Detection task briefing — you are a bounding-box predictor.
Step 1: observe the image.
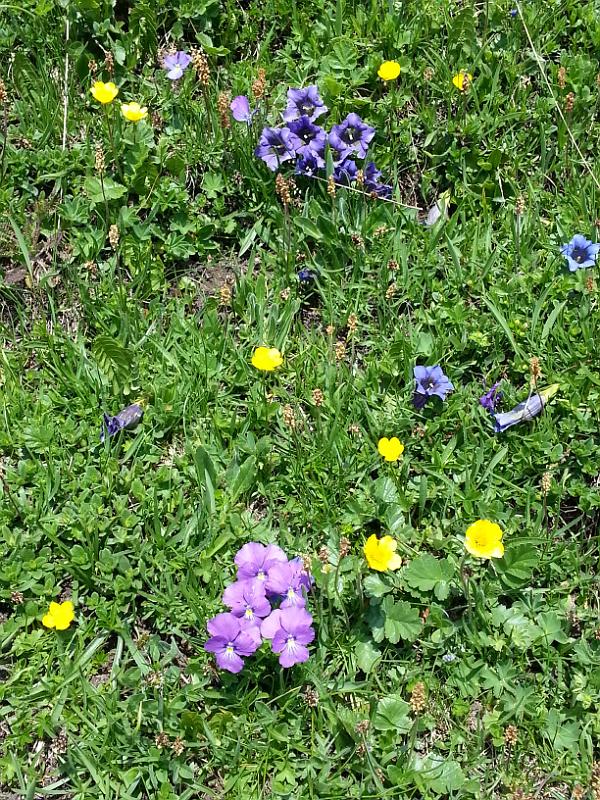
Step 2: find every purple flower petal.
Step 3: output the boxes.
[283,85,328,123]
[215,649,245,673]
[230,95,254,123]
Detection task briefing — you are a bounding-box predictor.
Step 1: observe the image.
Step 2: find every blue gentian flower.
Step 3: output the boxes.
[295,153,321,177]
[255,127,297,171]
[493,384,558,432]
[101,403,144,442]
[230,95,257,124]
[560,234,600,272]
[298,267,315,282]
[413,365,454,409]
[333,158,359,186]
[287,116,326,163]
[329,113,375,159]
[363,161,392,199]
[283,86,328,123]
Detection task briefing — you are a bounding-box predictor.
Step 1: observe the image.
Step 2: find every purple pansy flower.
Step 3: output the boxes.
[333,158,359,185]
[230,95,256,124]
[255,126,297,171]
[222,579,272,621]
[283,85,328,123]
[480,381,502,412]
[288,116,326,162]
[413,365,454,409]
[261,606,315,667]
[163,51,192,81]
[560,234,600,272]
[204,612,261,673]
[235,542,288,584]
[266,560,309,608]
[363,162,392,199]
[329,113,375,159]
[100,403,144,442]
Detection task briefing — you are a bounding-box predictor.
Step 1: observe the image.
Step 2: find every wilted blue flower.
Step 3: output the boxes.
[255,126,297,171]
[442,652,456,663]
[493,384,559,433]
[230,95,257,124]
[363,161,392,199]
[333,158,359,185]
[329,113,375,159]
[413,365,454,409]
[480,381,502,412]
[287,116,326,163]
[162,51,191,80]
[283,85,328,123]
[560,234,600,272]
[100,403,144,442]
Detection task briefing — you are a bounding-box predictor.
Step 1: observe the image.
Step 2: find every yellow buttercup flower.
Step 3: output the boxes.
[42,600,75,630]
[378,61,401,81]
[452,71,473,92]
[464,520,504,559]
[377,437,404,462]
[121,102,148,122]
[251,346,283,372]
[364,534,402,572]
[90,81,119,104]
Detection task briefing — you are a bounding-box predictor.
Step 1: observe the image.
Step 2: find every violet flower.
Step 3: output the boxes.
[560,234,600,272]
[287,116,326,162]
[329,113,375,159]
[204,612,261,673]
[255,126,297,171]
[480,381,502,412]
[333,158,359,185]
[283,85,328,123]
[413,365,454,409]
[295,153,321,177]
[100,403,143,442]
[326,133,351,164]
[234,542,288,584]
[493,384,559,433]
[163,51,191,81]
[364,162,392,199]
[266,560,309,608]
[261,606,315,667]
[222,579,272,622]
[230,95,256,124]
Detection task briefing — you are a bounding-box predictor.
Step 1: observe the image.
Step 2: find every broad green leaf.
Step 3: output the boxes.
[382,597,422,643]
[92,334,132,385]
[83,176,127,204]
[503,611,541,649]
[412,754,465,794]
[496,543,537,589]
[363,573,393,598]
[355,640,381,675]
[372,695,411,732]
[403,554,455,601]
[294,217,323,241]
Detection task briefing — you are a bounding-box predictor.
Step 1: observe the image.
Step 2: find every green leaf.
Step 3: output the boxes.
[403,555,455,601]
[536,611,568,645]
[412,754,465,794]
[92,334,132,385]
[363,573,393,598]
[83,176,127,204]
[382,597,422,643]
[229,456,257,504]
[372,695,411,732]
[503,611,541,649]
[496,543,537,589]
[355,640,381,675]
[294,217,323,241]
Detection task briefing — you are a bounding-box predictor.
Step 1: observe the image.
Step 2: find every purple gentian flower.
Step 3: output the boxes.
[261,607,315,667]
[363,162,392,199]
[255,126,297,171]
[235,542,288,584]
[163,51,192,81]
[298,267,316,282]
[493,384,559,433]
[326,133,351,164]
[295,153,321,177]
[204,612,261,673]
[560,235,600,272]
[230,95,256,124]
[480,382,502,412]
[222,579,272,621]
[287,116,326,162]
[329,113,375,159]
[333,159,359,185]
[283,85,328,123]
[266,560,309,608]
[510,8,518,16]
[100,403,144,442]
[413,365,454,409]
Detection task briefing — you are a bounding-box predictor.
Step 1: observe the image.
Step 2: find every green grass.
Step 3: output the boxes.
[1,0,599,797]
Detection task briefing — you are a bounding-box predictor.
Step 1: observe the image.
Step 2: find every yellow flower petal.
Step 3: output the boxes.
[364,534,402,571]
[121,102,148,122]
[378,61,401,81]
[90,81,119,104]
[464,519,504,559]
[251,346,283,372]
[452,71,473,91]
[42,613,56,629]
[378,437,405,462]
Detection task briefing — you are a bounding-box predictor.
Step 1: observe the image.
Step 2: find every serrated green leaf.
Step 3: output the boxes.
[83,176,127,204]
[355,640,381,674]
[92,334,132,385]
[382,597,422,643]
[403,554,455,601]
[496,543,537,589]
[363,573,393,598]
[372,695,411,732]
